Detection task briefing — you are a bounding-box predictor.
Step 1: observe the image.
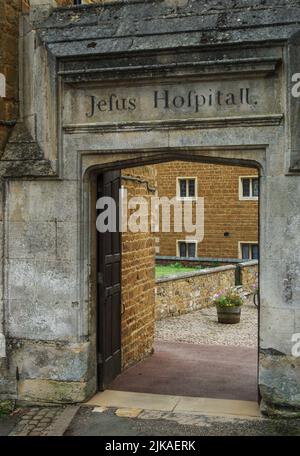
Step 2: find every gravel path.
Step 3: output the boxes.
[155,304,258,348]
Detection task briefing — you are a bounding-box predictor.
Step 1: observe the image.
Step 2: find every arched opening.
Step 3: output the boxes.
[84,151,262,415]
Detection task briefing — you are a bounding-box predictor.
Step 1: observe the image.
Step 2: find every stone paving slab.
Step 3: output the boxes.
[86,390,260,419]
[86,390,179,412]
[173,397,260,418]
[115,408,142,418]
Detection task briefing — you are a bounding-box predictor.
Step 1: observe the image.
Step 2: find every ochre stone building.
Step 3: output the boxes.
[156,162,259,260]
[0,0,299,418]
[121,166,156,370]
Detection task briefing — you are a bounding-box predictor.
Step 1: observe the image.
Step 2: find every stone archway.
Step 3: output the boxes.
[81,150,262,400]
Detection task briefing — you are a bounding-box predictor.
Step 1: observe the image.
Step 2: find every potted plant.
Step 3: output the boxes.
[212,287,245,324]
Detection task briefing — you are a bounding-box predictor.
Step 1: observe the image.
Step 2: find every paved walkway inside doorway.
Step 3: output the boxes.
[109,341,258,402]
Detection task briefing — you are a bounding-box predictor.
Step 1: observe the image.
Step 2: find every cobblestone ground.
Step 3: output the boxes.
[8,406,78,436]
[155,304,258,347]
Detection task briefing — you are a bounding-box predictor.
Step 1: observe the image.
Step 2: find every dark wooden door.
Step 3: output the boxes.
[97,170,121,390]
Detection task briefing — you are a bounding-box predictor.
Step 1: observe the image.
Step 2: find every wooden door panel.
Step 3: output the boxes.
[97,170,121,390]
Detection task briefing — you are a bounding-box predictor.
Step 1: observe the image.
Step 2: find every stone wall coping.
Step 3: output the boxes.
[156,261,258,283]
[37,0,300,57]
[156,255,241,263]
[156,264,237,284]
[238,260,259,268]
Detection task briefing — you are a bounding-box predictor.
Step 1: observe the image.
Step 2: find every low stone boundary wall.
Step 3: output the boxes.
[155,261,258,320]
[239,260,258,290]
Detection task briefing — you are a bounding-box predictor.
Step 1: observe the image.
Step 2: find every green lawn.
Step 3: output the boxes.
[155,263,203,278]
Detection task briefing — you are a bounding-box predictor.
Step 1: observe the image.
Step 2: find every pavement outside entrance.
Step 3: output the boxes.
[109,341,258,402]
[2,404,300,436]
[0,315,261,436]
[86,391,260,418]
[64,406,300,436]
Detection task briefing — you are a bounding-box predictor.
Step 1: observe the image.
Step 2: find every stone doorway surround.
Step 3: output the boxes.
[0,0,300,418]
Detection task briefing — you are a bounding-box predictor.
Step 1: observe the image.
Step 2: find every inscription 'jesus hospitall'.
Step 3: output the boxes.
[85,87,255,117]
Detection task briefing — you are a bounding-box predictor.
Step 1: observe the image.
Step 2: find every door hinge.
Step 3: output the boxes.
[98,353,103,364]
[121,302,125,315]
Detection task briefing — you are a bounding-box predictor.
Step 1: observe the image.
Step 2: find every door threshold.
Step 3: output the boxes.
[85,390,261,419]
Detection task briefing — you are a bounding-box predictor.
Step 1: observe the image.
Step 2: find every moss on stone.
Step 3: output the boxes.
[0,400,14,416]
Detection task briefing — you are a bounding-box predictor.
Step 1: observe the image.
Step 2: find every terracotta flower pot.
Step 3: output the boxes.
[216,305,241,324]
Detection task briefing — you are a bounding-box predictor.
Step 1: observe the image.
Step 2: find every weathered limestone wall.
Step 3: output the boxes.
[121,166,156,369]
[155,262,258,320]
[155,161,259,259]
[3,178,93,404]
[1,163,157,402]
[259,174,300,417]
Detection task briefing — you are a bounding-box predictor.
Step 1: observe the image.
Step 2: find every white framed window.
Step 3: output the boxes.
[239,242,259,260]
[177,240,197,258]
[176,177,197,200]
[239,176,259,200]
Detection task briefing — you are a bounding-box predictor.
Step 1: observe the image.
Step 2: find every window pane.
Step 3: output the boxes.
[252,178,259,197]
[188,179,195,197]
[179,179,187,198]
[251,244,259,260]
[188,242,196,258]
[241,244,250,260]
[242,178,250,197]
[179,242,186,257]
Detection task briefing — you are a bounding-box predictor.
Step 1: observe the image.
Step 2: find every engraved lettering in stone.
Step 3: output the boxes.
[86,94,137,118]
[153,87,254,112]
[81,85,261,121]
